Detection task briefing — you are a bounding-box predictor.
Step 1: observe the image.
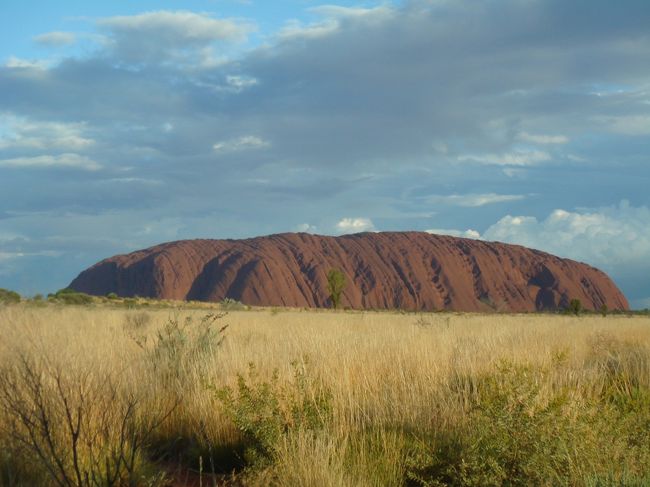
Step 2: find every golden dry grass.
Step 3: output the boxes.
[1,303,649,486]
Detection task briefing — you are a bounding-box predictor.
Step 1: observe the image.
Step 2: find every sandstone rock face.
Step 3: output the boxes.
[69,232,629,312]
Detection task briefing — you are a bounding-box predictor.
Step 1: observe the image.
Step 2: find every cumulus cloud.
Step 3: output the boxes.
[213,135,270,152]
[427,193,525,207]
[336,218,375,234]
[517,132,569,144]
[0,249,61,262]
[595,115,650,136]
[4,57,49,69]
[98,11,253,64]
[225,75,258,91]
[0,154,101,171]
[33,31,76,47]
[309,5,393,20]
[426,228,481,239]
[295,223,317,233]
[458,151,552,166]
[0,116,94,151]
[279,5,391,41]
[483,203,650,268]
[278,19,339,41]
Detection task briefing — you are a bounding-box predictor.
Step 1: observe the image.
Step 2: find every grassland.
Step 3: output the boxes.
[1,302,649,486]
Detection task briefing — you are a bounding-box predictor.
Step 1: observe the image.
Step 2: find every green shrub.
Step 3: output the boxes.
[216,359,333,468]
[406,359,646,486]
[49,288,94,305]
[106,292,118,300]
[567,298,583,316]
[131,314,228,385]
[326,268,346,309]
[0,288,20,304]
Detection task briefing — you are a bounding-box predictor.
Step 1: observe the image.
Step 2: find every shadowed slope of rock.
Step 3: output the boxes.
[69,232,629,312]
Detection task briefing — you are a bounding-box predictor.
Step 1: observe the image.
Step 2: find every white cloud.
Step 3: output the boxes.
[101,177,163,185]
[458,150,551,166]
[427,193,525,207]
[310,5,393,20]
[502,168,526,178]
[0,250,61,262]
[595,115,650,136]
[0,116,94,151]
[99,11,253,64]
[426,228,481,239]
[517,132,569,144]
[278,19,339,40]
[279,6,391,41]
[33,31,76,47]
[295,223,317,233]
[226,75,259,91]
[482,202,650,274]
[0,154,102,171]
[335,217,375,234]
[213,135,270,152]
[4,56,49,69]
[100,11,248,41]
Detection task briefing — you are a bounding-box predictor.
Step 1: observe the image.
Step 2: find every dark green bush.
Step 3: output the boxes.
[216,359,333,467]
[567,298,583,315]
[48,288,94,305]
[326,268,346,309]
[407,357,650,486]
[131,314,228,385]
[0,288,20,304]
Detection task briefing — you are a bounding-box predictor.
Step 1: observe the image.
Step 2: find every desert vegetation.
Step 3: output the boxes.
[1,302,649,486]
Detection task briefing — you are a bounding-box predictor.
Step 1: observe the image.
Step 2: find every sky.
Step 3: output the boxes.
[1,0,649,308]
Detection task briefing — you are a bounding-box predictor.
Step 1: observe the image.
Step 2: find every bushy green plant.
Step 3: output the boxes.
[216,359,333,467]
[0,288,20,304]
[567,298,583,316]
[48,288,94,305]
[326,268,346,309]
[408,351,650,486]
[131,314,228,384]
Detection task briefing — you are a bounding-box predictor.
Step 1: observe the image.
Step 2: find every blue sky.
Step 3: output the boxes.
[1,0,649,308]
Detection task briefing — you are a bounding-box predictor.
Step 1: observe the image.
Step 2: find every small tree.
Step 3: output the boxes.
[568,298,583,316]
[326,268,346,309]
